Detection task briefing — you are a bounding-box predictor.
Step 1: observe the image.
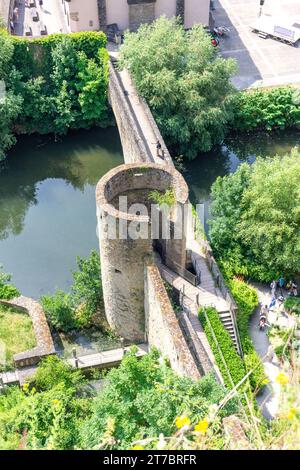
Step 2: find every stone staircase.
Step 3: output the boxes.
[218,310,240,353]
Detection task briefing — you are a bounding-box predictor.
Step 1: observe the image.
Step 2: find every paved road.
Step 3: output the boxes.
[213,0,300,89]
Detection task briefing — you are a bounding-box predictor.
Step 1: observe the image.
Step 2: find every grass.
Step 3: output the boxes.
[0,305,36,370]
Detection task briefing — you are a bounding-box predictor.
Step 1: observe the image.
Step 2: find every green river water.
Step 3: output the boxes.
[0,127,299,299]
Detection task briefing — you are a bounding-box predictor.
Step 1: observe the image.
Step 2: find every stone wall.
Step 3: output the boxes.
[97,0,107,31]
[144,264,201,380]
[128,1,156,31]
[109,60,151,164]
[0,296,55,367]
[96,162,189,342]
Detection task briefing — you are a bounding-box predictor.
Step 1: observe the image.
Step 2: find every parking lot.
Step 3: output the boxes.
[213,0,300,89]
[12,0,68,37]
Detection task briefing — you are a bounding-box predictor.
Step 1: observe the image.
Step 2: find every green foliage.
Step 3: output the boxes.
[41,290,75,332]
[80,348,238,449]
[232,87,300,132]
[0,352,238,450]
[0,305,36,371]
[71,250,102,324]
[0,357,91,450]
[228,278,266,391]
[0,31,23,161]
[284,297,300,315]
[0,31,109,160]
[30,355,87,392]
[41,250,102,332]
[210,151,300,281]
[0,266,19,300]
[148,188,176,208]
[198,307,246,389]
[120,17,237,159]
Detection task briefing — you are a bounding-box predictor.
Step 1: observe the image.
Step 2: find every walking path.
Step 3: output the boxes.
[0,344,148,388]
[248,283,295,420]
[109,50,173,166]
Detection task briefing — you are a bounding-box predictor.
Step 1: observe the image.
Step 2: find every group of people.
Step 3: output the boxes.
[270,276,298,298]
[259,276,299,331]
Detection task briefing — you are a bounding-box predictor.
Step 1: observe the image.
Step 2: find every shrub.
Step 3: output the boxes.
[228,278,266,392]
[0,31,109,160]
[72,250,102,319]
[284,297,300,315]
[198,306,246,389]
[41,290,75,332]
[31,356,87,392]
[41,250,102,332]
[0,266,19,300]
[79,348,238,449]
[232,87,300,132]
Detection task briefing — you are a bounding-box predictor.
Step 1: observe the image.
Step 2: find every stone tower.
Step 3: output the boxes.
[96,162,189,342]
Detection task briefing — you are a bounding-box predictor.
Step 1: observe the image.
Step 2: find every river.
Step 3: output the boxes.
[0,127,123,299]
[0,128,299,299]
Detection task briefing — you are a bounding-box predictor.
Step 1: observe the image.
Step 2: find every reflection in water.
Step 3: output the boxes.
[184,130,300,234]
[0,127,123,298]
[185,130,300,207]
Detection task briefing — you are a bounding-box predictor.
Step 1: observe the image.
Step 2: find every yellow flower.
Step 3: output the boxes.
[262,378,269,385]
[276,372,289,386]
[175,415,191,429]
[22,383,29,392]
[131,445,144,450]
[287,407,297,420]
[194,418,209,435]
[52,399,61,408]
[31,387,36,395]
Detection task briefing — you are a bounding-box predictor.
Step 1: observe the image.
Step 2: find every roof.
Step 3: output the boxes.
[0,0,12,25]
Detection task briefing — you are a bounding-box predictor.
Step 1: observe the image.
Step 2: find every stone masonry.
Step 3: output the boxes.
[128,1,156,31]
[96,162,189,342]
[0,296,55,367]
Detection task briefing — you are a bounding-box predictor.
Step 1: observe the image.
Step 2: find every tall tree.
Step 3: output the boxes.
[120,17,237,159]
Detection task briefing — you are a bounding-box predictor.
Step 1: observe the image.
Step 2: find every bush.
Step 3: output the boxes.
[0,31,109,160]
[79,348,238,449]
[72,250,102,319]
[198,306,246,389]
[41,290,75,331]
[31,355,87,392]
[0,266,19,300]
[284,297,300,315]
[41,250,102,332]
[232,87,300,132]
[228,278,266,391]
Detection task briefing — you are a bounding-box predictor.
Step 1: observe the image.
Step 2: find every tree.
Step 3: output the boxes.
[76,48,109,123]
[209,150,300,281]
[0,32,22,160]
[79,348,237,449]
[119,17,237,159]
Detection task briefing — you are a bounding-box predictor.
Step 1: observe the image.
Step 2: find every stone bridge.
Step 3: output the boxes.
[95,53,243,383]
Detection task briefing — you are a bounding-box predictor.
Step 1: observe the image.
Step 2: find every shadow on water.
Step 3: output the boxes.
[184,129,300,207]
[0,126,123,298]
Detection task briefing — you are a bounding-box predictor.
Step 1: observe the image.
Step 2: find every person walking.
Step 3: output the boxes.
[278,276,285,296]
[156,140,162,158]
[270,279,277,297]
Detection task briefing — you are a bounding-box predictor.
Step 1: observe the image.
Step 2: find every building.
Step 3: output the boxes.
[0,0,14,32]
[61,0,210,33]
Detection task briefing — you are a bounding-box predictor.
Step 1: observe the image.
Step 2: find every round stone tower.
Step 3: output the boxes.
[96,162,189,342]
